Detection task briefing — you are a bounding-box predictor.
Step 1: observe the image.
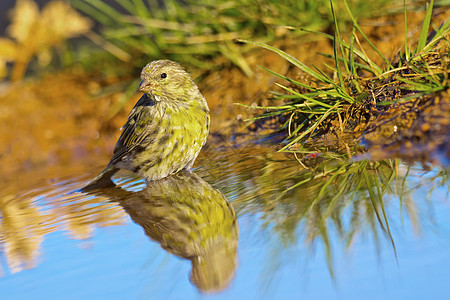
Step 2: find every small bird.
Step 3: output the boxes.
[82,60,210,191]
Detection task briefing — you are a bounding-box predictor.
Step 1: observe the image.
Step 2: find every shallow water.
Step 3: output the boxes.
[0,142,449,299]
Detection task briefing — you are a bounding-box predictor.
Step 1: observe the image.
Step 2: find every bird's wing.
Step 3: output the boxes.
[110,94,159,165]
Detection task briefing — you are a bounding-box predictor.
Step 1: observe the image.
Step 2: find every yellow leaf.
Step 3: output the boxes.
[8,0,40,43]
[0,38,18,60]
[41,1,92,41]
[2,0,92,81]
[0,60,8,79]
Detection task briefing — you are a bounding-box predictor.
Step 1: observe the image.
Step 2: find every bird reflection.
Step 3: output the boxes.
[87,171,239,293]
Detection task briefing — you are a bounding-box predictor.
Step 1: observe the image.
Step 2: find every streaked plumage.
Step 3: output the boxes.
[83,60,209,191]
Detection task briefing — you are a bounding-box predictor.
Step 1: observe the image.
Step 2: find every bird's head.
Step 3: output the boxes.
[138,60,197,101]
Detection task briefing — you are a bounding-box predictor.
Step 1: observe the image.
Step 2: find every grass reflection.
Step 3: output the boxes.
[198,146,448,278]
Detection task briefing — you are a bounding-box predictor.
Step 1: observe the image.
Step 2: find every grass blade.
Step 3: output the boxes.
[343,0,392,69]
[239,39,331,83]
[403,0,410,60]
[416,0,434,53]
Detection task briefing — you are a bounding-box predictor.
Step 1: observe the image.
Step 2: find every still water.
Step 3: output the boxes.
[0,143,449,299]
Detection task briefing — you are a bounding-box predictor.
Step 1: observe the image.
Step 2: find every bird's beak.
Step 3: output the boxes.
[138,79,151,94]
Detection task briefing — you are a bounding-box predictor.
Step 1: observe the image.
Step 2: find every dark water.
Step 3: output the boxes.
[0,144,449,299]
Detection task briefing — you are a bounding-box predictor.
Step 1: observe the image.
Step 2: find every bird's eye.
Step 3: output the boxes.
[160,73,167,79]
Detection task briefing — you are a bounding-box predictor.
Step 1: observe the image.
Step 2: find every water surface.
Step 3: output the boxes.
[0,143,449,299]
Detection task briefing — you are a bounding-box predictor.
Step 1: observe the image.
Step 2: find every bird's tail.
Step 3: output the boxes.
[80,165,119,192]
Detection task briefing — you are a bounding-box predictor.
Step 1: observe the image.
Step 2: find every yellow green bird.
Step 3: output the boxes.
[83,60,210,191]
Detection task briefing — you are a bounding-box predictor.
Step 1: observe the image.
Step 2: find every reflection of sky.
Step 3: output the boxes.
[1,174,449,299]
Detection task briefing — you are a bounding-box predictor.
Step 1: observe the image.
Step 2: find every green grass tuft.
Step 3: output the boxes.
[241,0,449,151]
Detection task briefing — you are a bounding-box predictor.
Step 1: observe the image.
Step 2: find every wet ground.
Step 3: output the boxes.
[0,7,449,300]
